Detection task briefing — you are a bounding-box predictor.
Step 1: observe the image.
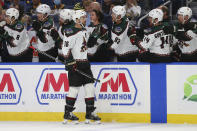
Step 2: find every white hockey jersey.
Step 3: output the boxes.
[36,18,56,52]
[4,22,30,56]
[110,18,138,56]
[139,24,176,55]
[62,27,89,61]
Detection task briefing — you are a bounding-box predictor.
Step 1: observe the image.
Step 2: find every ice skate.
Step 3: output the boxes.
[63,112,79,124]
[85,107,101,124]
[63,105,79,124]
[85,112,101,124]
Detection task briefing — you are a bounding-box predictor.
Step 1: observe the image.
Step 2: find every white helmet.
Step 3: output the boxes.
[177,7,192,21]
[36,4,51,16]
[148,9,163,25]
[6,8,19,20]
[112,5,126,19]
[72,10,86,23]
[60,9,72,21]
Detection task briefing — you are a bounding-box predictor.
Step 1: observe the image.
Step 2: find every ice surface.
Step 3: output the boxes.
[0,122,197,131]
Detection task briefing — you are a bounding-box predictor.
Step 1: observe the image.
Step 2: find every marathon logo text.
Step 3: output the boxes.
[36,69,69,105]
[0,69,22,105]
[95,68,137,106]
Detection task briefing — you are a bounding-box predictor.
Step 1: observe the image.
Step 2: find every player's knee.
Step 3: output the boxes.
[84,83,95,98]
[67,86,80,98]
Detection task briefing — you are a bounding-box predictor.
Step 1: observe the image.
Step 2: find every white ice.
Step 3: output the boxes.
[1,122,197,131]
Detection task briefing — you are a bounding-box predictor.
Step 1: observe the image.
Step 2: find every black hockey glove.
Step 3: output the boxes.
[136,28,144,39]
[163,25,175,34]
[87,36,97,48]
[183,22,197,31]
[105,38,113,48]
[37,31,47,43]
[65,59,77,71]
[32,20,42,32]
[0,26,5,35]
[176,31,192,41]
[51,29,59,41]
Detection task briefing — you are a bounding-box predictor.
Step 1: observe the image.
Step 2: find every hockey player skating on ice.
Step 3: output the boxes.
[62,10,101,124]
[0,8,33,62]
[164,7,197,62]
[137,9,176,63]
[32,4,60,62]
[58,9,74,62]
[110,5,139,62]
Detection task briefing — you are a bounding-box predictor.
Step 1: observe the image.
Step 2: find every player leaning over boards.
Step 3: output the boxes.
[58,9,75,62]
[137,9,176,63]
[0,8,33,62]
[86,9,109,62]
[62,10,101,124]
[110,5,139,62]
[164,7,197,62]
[32,4,60,62]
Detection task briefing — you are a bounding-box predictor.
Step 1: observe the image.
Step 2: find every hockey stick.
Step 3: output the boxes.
[29,46,112,83]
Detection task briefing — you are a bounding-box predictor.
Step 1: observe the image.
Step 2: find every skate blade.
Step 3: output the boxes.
[62,119,79,124]
[85,119,101,124]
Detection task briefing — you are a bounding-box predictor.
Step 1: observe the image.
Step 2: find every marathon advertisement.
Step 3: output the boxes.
[95,68,137,106]
[0,64,150,114]
[0,68,22,105]
[36,68,69,105]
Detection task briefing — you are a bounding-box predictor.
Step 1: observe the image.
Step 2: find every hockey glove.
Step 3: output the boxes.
[0,26,5,35]
[32,20,42,32]
[65,59,77,71]
[87,36,97,48]
[176,31,192,41]
[163,25,175,34]
[37,31,47,43]
[183,22,197,31]
[136,28,144,39]
[105,38,113,49]
[51,29,59,41]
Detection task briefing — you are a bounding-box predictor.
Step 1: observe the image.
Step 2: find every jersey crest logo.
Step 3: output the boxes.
[43,22,51,28]
[65,28,73,35]
[114,27,122,33]
[15,24,23,30]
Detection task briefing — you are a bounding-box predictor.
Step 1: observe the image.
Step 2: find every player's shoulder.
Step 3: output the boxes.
[64,26,81,37]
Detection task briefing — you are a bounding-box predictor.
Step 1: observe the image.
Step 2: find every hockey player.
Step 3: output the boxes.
[110,5,139,62]
[0,8,33,62]
[87,9,109,62]
[32,4,60,62]
[164,7,197,62]
[62,10,101,124]
[137,8,175,63]
[58,9,74,62]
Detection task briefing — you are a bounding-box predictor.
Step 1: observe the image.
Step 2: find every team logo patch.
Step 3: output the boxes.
[144,28,152,34]
[114,27,122,33]
[65,28,73,34]
[43,22,51,28]
[15,24,23,30]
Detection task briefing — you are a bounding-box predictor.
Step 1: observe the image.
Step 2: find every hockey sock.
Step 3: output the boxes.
[85,97,95,113]
[65,96,76,112]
